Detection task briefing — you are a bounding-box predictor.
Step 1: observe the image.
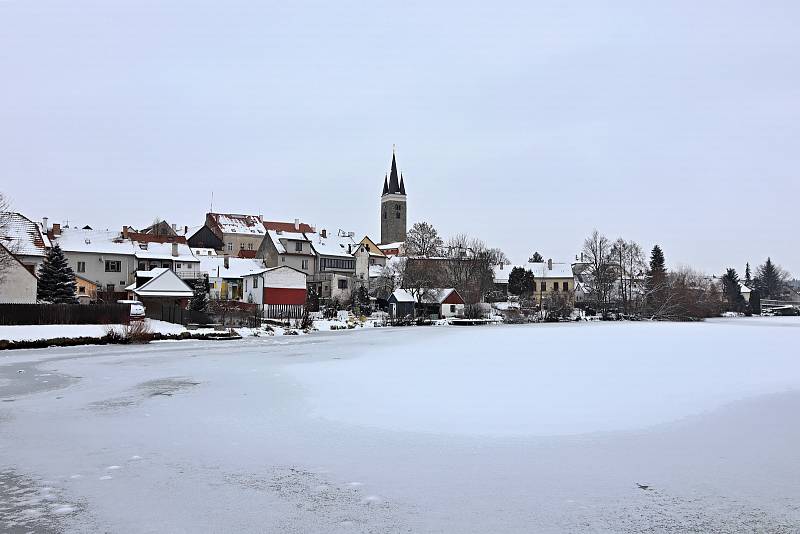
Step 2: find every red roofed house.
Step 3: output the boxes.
[257,219,317,276]
[204,213,267,258]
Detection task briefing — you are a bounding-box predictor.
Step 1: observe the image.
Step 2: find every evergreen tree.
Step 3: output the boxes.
[744,262,752,286]
[37,244,78,304]
[646,245,666,290]
[529,251,544,263]
[721,268,744,311]
[508,267,535,296]
[756,257,787,299]
[189,276,209,312]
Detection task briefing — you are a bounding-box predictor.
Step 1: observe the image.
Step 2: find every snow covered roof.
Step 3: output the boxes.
[191,248,217,256]
[134,241,197,262]
[379,241,404,250]
[739,283,752,294]
[54,228,136,256]
[391,288,461,304]
[241,266,307,289]
[208,213,266,236]
[266,229,311,255]
[198,256,264,279]
[0,212,50,257]
[130,268,193,298]
[312,229,359,258]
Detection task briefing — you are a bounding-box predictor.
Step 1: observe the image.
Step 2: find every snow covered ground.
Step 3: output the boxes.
[0,319,188,342]
[1,317,799,532]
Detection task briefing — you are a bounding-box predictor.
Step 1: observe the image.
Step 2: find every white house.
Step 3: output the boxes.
[198,255,265,300]
[0,243,37,303]
[241,266,307,318]
[0,212,50,274]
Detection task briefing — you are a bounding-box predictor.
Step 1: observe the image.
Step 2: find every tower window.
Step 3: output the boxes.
[396,212,401,219]
[383,211,387,219]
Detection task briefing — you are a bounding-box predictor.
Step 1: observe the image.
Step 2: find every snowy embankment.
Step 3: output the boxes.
[0,320,186,342]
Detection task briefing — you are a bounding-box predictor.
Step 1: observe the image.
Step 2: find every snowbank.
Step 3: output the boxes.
[0,319,187,342]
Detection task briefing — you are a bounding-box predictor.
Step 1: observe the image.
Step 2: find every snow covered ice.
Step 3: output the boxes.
[1,317,800,532]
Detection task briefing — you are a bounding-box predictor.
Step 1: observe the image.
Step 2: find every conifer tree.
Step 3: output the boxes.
[189,276,209,312]
[37,244,78,304]
[647,245,666,290]
[756,257,787,299]
[530,251,544,263]
[721,268,744,311]
[744,262,752,286]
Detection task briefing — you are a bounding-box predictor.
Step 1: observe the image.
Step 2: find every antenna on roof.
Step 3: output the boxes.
[210,191,214,212]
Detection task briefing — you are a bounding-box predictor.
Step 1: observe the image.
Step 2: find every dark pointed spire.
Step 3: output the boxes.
[399,173,406,195]
[382,173,389,196]
[387,149,401,194]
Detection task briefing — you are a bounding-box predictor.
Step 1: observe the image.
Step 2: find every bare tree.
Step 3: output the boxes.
[402,258,438,318]
[581,230,615,314]
[405,221,444,257]
[443,234,506,316]
[611,238,646,314]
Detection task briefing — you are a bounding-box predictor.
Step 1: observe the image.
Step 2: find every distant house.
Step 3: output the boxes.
[378,241,404,257]
[528,260,575,306]
[241,266,307,318]
[258,220,316,276]
[0,212,51,274]
[187,224,224,252]
[75,275,98,304]
[198,255,265,300]
[0,242,37,303]
[125,268,194,310]
[388,288,465,320]
[204,213,267,258]
[308,228,359,304]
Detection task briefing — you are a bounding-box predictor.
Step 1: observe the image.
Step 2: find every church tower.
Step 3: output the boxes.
[380,148,407,245]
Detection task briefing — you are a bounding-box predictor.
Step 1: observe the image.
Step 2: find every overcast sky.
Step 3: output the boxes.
[1,1,797,274]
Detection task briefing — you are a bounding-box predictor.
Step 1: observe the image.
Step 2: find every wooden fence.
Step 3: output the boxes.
[145,304,212,325]
[0,303,131,326]
[263,304,305,320]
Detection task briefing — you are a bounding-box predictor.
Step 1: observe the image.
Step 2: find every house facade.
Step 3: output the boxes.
[205,213,267,257]
[257,220,317,276]
[198,255,265,301]
[0,243,37,303]
[529,260,575,306]
[308,228,359,303]
[241,265,307,318]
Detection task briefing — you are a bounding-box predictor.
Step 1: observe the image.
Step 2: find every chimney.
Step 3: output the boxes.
[42,217,48,231]
[171,223,177,232]
[184,225,188,234]
[223,254,230,269]
[172,243,179,257]
[52,223,61,236]
[294,218,300,231]
[547,258,553,270]
[321,229,327,238]
[122,225,129,239]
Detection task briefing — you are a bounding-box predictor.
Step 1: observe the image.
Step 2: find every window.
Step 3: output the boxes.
[338,279,348,290]
[295,242,303,252]
[120,281,125,285]
[106,284,115,292]
[450,305,456,313]
[79,286,86,294]
[138,261,146,270]
[301,259,309,270]
[77,261,86,273]
[553,282,559,291]
[247,242,253,250]
[105,260,121,272]
[320,258,355,271]
[383,211,387,220]
[253,277,258,288]
[540,281,547,291]
[396,212,401,219]
[226,242,233,251]
[176,263,182,269]
[281,256,286,263]
[240,242,245,249]
[563,282,569,292]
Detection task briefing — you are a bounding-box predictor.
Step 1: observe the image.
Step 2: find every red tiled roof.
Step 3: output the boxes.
[237,249,257,258]
[127,232,187,244]
[263,221,315,234]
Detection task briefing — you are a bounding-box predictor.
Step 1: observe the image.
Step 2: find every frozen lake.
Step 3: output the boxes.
[2,318,800,532]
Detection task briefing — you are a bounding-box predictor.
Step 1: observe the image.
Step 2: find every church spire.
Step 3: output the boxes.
[382,173,389,196]
[399,173,406,195]
[387,150,401,194]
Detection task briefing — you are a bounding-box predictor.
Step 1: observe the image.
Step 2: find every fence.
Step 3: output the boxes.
[0,303,131,326]
[145,304,212,325]
[263,304,305,320]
